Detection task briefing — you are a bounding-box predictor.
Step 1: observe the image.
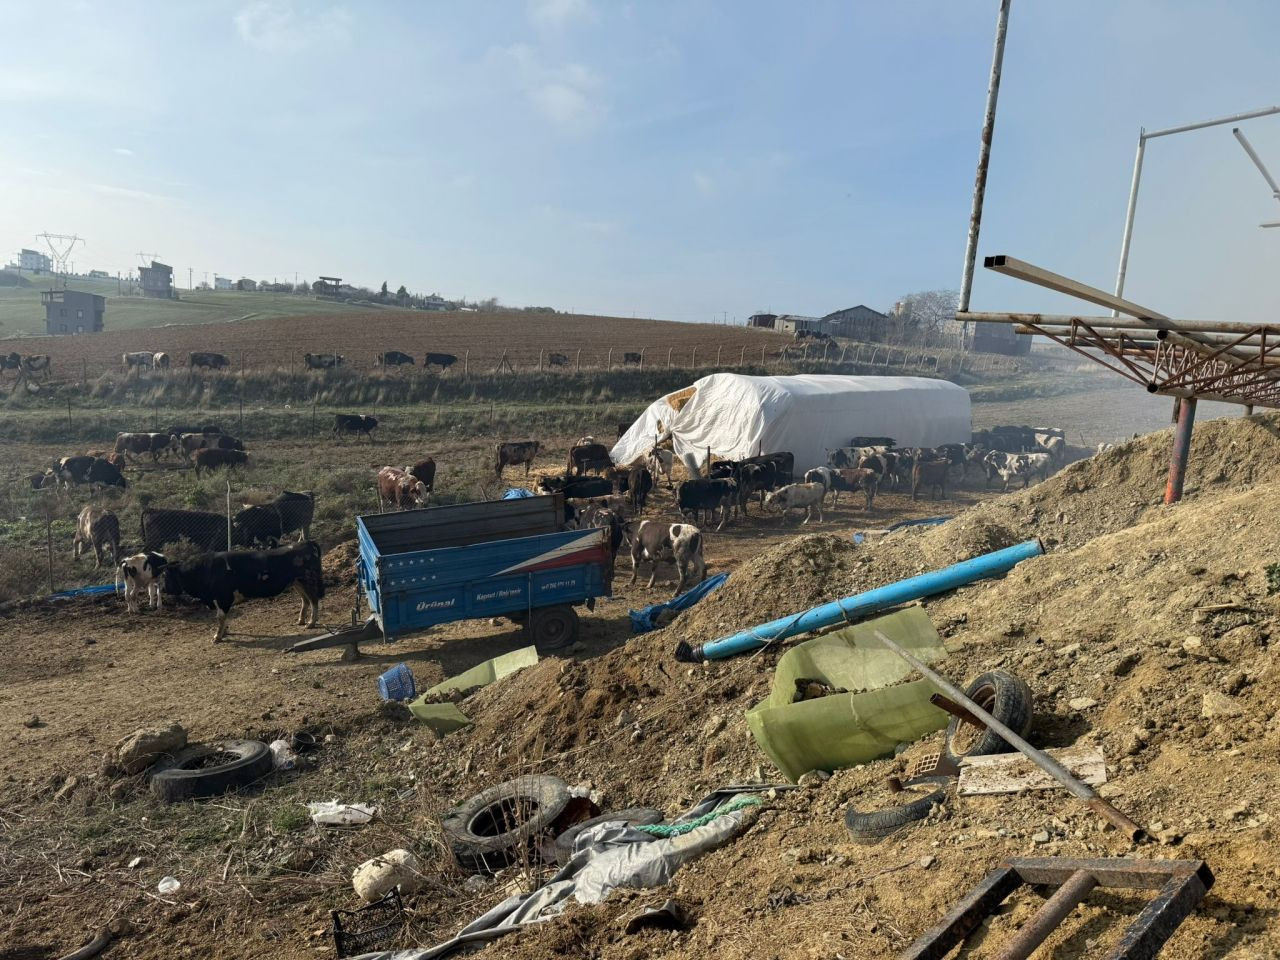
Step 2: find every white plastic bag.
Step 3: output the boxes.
[307,800,377,827]
[268,739,297,771]
[157,876,181,895]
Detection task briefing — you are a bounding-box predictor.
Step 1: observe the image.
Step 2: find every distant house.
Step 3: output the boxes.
[421,294,452,311]
[236,278,258,291]
[20,248,52,274]
[748,313,778,329]
[776,315,824,335]
[87,269,110,279]
[822,304,891,341]
[316,276,342,297]
[138,260,176,299]
[214,275,233,291]
[42,289,105,335]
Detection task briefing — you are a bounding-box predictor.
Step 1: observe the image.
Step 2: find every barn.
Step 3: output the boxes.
[612,373,971,472]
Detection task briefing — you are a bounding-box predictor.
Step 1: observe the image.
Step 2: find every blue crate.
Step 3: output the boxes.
[377,663,417,702]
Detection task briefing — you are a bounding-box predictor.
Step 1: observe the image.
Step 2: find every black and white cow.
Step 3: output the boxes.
[625,521,706,596]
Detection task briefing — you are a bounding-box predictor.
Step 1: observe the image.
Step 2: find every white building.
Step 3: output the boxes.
[19,248,52,273]
[214,276,233,290]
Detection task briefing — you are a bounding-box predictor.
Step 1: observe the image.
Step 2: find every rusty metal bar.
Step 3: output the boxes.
[992,869,1098,960]
[1164,397,1197,504]
[899,866,1022,960]
[982,255,1172,323]
[929,693,982,727]
[960,310,1278,337]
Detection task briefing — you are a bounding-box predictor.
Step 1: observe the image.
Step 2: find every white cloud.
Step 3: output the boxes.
[113,147,134,157]
[489,45,606,132]
[88,182,179,205]
[234,1,350,52]
[692,171,716,196]
[528,0,593,27]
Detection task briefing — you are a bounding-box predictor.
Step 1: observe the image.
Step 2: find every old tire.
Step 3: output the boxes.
[843,777,950,845]
[443,775,571,874]
[524,605,578,651]
[553,807,665,864]
[942,670,1034,765]
[149,739,273,803]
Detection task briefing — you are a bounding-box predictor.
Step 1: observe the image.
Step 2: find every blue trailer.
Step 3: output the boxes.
[292,494,612,653]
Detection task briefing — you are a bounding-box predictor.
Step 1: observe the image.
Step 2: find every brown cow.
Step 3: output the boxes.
[73,505,121,568]
[377,466,428,509]
[567,442,612,476]
[911,459,949,501]
[194,448,248,478]
[408,457,436,494]
[832,467,879,510]
[495,441,540,479]
[85,450,127,470]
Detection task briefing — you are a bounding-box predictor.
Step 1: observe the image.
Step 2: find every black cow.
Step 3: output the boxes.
[231,505,284,548]
[189,352,230,370]
[305,353,345,370]
[1,353,21,376]
[850,436,896,448]
[141,507,227,553]
[424,352,459,371]
[273,491,315,541]
[538,474,612,500]
[567,442,612,476]
[166,423,223,438]
[378,351,415,366]
[194,448,247,478]
[677,477,738,530]
[612,465,654,513]
[547,352,569,367]
[333,414,378,440]
[622,352,642,365]
[162,541,324,642]
[54,456,127,490]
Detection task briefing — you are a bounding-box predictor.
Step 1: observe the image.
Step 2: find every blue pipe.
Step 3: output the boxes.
[674,538,1043,662]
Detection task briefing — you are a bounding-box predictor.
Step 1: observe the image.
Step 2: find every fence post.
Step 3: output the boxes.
[716,345,722,366]
[66,397,73,436]
[639,348,645,371]
[290,351,295,377]
[761,345,766,366]
[226,480,233,550]
[606,348,613,370]
[668,348,673,369]
[740,345,746,365]
[153,397,159,431]
[803,344,810,362]
[46,510,54,594]
[240,350,246,376]
[840,345,849,364]
[238,394,244,434]
[691,346,697,368]
[464,351,470,377]
[538,349,544,372]
[312,397,317,436]
[81,358,87,386]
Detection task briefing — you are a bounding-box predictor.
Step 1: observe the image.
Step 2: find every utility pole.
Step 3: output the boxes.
[188,267,193,291]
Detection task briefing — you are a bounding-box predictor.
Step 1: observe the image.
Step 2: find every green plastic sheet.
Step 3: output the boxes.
[745,607,949,782]
[408,645,539,732]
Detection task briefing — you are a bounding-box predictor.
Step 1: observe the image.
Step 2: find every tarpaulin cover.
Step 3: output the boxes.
[612,373,971,471]
[629,572,729,633]
[745,607,949,782]
[502,488,536,499]
[407,646,538,732]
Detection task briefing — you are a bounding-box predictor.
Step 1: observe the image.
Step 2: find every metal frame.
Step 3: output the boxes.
[901,857,1214,960]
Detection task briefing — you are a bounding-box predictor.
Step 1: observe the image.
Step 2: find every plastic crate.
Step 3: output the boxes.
[377,663,417,702]
[332,888,405,958]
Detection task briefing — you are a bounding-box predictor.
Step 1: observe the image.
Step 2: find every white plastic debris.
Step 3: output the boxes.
[307,800,377,827]
[157,876,181,895]
[268,739,298,771]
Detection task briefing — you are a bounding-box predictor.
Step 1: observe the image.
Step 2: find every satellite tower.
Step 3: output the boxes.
[36,232,84,277]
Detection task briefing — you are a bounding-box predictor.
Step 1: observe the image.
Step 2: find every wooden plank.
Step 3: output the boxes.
[958,746,1107,796]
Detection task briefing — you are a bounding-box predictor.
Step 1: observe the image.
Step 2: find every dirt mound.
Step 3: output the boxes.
[322,539,359,585]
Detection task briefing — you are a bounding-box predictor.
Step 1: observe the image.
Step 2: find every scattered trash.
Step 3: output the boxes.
[746,607,951,782]
[268,739,298,771]
[127,856,143,869]
[554,808,665,865]
[622,898,690,934]
[411,701,472,735]
[331,888,405,959]
[352,849,424,902]
[629,572,729,634]
[157,876,181,895]
[149,739,273,803]
[377,663,417,702]
[443,775,571,874]
[308,800,378,827]
[677,539,1044,661]
[110,722,187,775]
[22,715,41,728]
[502,488,536,499]
[937,671,1034,766]
[291,730,318,752]
[902,857,1213,960]
[636,793,760,837]
[958,745,1107,796]
[408,646,538,732]
[844,778,950,845]
[853,516,953,544]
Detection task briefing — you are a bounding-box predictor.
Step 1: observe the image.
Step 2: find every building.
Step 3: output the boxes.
[776,315,824,335]
[42,289,105,335]
[236,278,258,291]
[87,269,110,279]
[138,260,176,299]
[969,322,1032,356]
[214,276,233,290]
[316,276,342,297]
[822,304,891,341]
[19,248,52,273]
[747,313,778,329]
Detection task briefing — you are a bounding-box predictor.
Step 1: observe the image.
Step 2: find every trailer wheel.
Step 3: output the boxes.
[525,605,578,650]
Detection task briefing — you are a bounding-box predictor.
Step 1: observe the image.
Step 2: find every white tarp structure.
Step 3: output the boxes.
[612,373,971,472]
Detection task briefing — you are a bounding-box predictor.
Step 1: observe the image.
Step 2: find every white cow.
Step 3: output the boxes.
[625,520,706,595]
[764,482,826,524]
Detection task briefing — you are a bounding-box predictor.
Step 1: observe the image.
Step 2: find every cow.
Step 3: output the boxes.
[613,465,654,513]
[622,352,642,365]
[116,552,168,613]
[1036,433,1066,463]
[231,505,284,548]
[122,351,152,372]
[28,471,54,490]
[646,448,674,488]
[538,475,613,523]
[304,353,345,370]
[189,351,230,371]
[166,423,222,438]
[161,541,324,642]
[677,477,737,530]
[408,458,436,495]
[424,352,459,371]
[377,351,415,367]
[0,353,20,377]
[21,355,51,380]
[53,456,95,488]
[547,352,569,368]
[141,508,227,553]
[333,414,378,440]
[625,521,706,595]
[73,506,120,568]
[153,352,171,370]
[586,507,624,581]
[567,442,612,476]
[764,482,826,524]
[831,467,879,510]
[115,432,179,463]
[271,491,315,541]
[54,456,127,490]
[377,466,428,510]
[850,436,896,448]
[193,448,247,478]
[177,432,244,458]
[983,451,1051,490]
[803,466,837,502]
[911,459,949,501]
[495,440,540,479]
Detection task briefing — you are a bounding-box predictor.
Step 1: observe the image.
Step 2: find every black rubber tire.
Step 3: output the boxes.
[553,807,665,864]
[843,777,950,845]
[942,670,1034,766]
[524,605,579,651]
[149,739,273,803]
[443,775,571,874]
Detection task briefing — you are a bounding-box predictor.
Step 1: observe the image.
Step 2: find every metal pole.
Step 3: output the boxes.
[992,870,1098,960]
[1232,127,1280,197]
[226,480,232,550]
[957,0,1012,326]
[1113,132,1147,314]
[1165,396,1197,504]
[871,628,1146,842]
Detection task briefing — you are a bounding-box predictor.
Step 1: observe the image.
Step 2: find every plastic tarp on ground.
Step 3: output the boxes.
[612,373,971,472]
[745,607,950,782]
[629,572,729,634]
[407,646,539,733]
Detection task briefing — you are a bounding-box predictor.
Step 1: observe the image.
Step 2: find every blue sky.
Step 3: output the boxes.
[3,1,1279,323]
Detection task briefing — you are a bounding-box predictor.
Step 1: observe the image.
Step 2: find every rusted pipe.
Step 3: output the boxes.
[1164,396,1197,504]
[929,693,982,728]
[992,869,1098,960]
[871,629,1147,841]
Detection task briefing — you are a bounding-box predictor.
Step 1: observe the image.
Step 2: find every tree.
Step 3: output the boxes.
[379,281,389,301]
[395,284,408,305]
[892,289,960,346]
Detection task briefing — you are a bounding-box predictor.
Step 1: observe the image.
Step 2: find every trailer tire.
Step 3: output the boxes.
[553,807,665,864]
[525,605,578,651]
[443,775,571,874]
[149,739,273,803]
[942,670,1034,765]
[843,777,950,845]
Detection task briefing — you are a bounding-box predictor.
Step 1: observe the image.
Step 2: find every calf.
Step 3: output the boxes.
[193,448,247,478]
[333,414,378,440]
[304,352,345,370]
[54,456,127,490]
[646,448,674,487]
[22,355,51,380]
[677,477,737,530]
[116,552,167,613]
[189,351,230,371]
[495,440,540,478]
[377,466,428,509]
[378,350,414,366]
[122,351,152,372]
[153,352,171,370]
[272,491,315,541]
[408,457,436,494]
[911,459,949,501]
[547,352,569,367]
[765,482,826,523]
[802,466,836,502]
[162,541,324,642]
[626,520,706,595]
[423,352,459,371]
[831,467,879,510]
[567,442,612,476]
[73,506,120,568]
[612,465,653,513]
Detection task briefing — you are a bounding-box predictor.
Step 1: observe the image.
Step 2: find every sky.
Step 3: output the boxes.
[2,0,1279,323]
